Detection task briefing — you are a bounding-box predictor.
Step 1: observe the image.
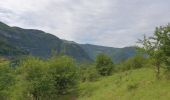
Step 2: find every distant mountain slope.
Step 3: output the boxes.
[80,44,136,63]
[0,36,27,57]
[0,22,91,61]
[0,21,136,62]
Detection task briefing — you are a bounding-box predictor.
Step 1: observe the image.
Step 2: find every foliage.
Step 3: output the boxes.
[96,53,114,76]
[138,24,170,79]
[1,55,79,100]
[48,55,78,94]
[78,63,100,82]
[12,56,54,100]
[0,62,15,100]
[117,55,147,71]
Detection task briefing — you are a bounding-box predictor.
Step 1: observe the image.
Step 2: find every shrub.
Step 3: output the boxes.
[96,53,114,76]
[48,55,78,94]
[12,56,54,100]
[117,55,147,71]
[78,63,100,82]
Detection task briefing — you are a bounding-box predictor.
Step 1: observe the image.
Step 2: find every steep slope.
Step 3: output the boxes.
[0,22,28,57]
[0,21,136,62]
[62,41,92,61]
[0,37,27,57]
[0,22,91,61]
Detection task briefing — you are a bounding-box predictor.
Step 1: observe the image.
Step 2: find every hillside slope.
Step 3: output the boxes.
[80,44,136,63]
[78,68,170,100]
[0,35,27,57]
[0,22,91,61]
[0,21,136,62]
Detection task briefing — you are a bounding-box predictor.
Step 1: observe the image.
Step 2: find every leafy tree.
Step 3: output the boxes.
[138,24,170,79]
[155,24,170,66]
[13,56,54,100]
[6,55,78,99]
[96,53,114,76]
[48,55,78,94]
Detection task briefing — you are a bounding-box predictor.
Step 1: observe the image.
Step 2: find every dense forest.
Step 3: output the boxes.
[0,24,169,100]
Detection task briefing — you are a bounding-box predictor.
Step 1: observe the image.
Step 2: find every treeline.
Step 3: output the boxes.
[0,51,160,100]
[0,55,78,100]
[0,24,169,100]
[0,53,115,100]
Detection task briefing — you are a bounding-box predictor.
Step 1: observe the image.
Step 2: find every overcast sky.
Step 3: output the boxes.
[0,0,170,47]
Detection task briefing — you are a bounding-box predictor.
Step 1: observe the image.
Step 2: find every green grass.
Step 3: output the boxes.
[1,60,169,100]
[77,68,170,100]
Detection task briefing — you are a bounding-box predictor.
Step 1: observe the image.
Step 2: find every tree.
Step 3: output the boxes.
[138,24,170,79]
[96,53,114,76]
[48,55,78,94]
[13,56,54,100]
[155,24,170,66]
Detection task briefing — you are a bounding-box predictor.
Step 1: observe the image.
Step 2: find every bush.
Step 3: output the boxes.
[78,63,100,82]
[117,55,147,71]
[96,53,114,76]
[13,56,54,100]
[48,55,78,94]
[9,55,78,99]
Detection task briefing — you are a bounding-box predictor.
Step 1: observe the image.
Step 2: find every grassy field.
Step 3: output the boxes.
[1,58,170,100]
[76,68,170,100]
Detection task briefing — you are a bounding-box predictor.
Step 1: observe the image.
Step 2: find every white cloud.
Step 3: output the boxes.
[0,0,170,47]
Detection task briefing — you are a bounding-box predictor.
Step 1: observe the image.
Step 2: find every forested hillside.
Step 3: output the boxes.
[0,22,136,62]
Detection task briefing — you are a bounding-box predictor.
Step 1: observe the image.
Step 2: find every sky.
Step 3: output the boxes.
[0,0,170,47]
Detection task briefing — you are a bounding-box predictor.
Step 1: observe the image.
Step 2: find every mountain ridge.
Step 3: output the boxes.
[0,21,136,62]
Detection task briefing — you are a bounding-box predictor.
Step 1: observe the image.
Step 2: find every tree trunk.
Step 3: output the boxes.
[32,93,39,100]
